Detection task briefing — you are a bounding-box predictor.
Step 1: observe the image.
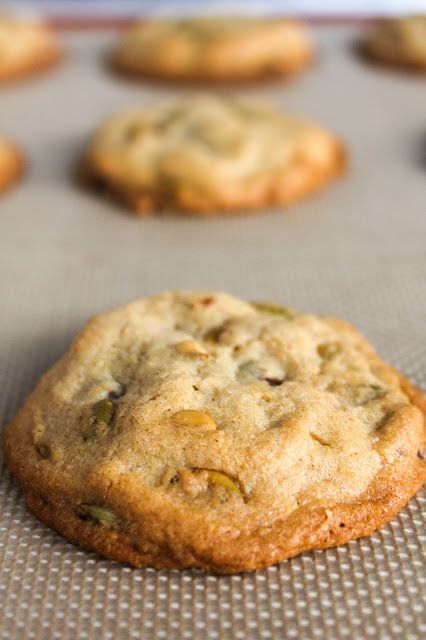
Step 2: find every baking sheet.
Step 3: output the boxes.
[1,26,425,639]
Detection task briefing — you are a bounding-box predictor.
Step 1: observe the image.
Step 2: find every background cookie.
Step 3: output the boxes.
[363,16,426,70]
[79,96,345,215]
[3,291,425,573]
[111,17,312,82]
[0,17,61,82]
[0,136,24,192]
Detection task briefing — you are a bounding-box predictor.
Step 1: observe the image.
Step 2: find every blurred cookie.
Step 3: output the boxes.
[0,17,61,82]
[79,95,345,215]
[111,17,312,82]
[0,136,24,192]
[3,291,426,572]
[364,16,426,70]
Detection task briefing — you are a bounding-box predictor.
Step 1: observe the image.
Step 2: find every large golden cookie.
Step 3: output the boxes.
[4,291,425,573]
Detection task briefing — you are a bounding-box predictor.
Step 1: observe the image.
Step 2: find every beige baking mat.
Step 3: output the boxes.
[1,26,425,639]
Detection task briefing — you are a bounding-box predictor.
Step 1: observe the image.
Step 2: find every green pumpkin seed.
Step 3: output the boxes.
[251,301,296,318]
[206,470,241,495]
[85,505,118,526]
[92,398,114,424]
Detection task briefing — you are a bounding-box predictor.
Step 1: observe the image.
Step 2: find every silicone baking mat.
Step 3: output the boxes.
[0,26,425,639]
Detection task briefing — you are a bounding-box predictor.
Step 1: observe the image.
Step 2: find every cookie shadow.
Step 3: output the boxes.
[21,130,91,194]
[416,131,426,169]
[350,38,384,73]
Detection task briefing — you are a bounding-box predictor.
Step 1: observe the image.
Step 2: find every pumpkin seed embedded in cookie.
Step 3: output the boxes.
[205,470,242,496]
[85,505,118,526]
[251,301,296,318]
[177,468,243,501]
[172,410,217,431]
[92,398,114,424]
[176,340,208,359]
[83,397,116,440]
[309,432,332,447]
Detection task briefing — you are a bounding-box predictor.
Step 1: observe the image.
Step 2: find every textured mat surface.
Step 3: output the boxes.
[0,27,425,640]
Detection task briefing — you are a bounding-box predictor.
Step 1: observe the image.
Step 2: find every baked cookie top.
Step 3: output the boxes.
[4,291,425,572]
[0,17,61,81]
[111,17,312,81]
[364,15,426,69]
[0,136,24,192]
[81,95,345,214]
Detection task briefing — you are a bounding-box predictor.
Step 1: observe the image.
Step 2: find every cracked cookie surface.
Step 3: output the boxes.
[4,291,426,572]
[79,95,345,215]
[111,17,312,82]
[0,136,24,192]
[364,16,426,70]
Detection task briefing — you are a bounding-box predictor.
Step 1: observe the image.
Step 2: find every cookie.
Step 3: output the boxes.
[111,17,312,83]
[0,17,61,83]
[78,96,346,215]
[0,136,24,193]
[363,16,426,70]
[3,291,426,573]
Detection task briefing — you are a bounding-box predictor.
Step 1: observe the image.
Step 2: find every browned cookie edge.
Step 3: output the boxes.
[3,362,425,573]
[76,136,347,217]
[0,142,25,193]
[0,46,63,84]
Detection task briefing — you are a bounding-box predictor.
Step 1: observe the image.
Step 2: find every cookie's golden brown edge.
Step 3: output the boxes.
[76,136,347,217]
[0,142,25,193]
[109,19,313,85]
[360,42,426,73]
[3,321,425,573]
[0,40,63,84]
[108,47,313,86]
[360,21,426,73]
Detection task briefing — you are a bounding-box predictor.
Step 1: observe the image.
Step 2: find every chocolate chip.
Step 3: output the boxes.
[417,449,425,460]
[264,378,284,387]
[204,325,224,343]
[108,385,125,400]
